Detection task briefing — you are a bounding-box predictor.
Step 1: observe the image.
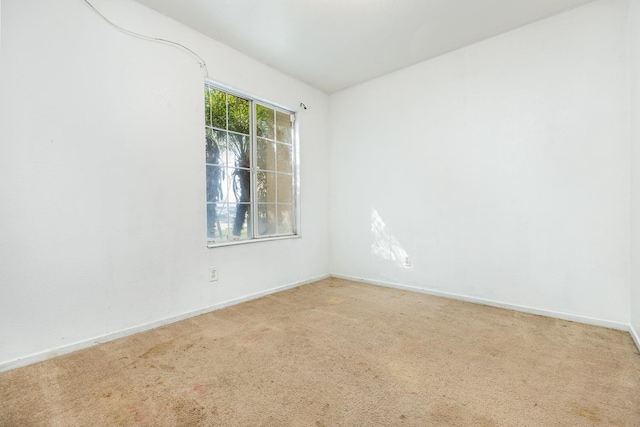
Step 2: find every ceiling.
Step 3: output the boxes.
[133,0,596,93]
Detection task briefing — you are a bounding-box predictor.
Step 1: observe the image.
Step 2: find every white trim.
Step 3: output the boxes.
[204,78,297,115]
[204,80,301,247]
[631,324,640,352]
[207,234,301,248]
[0,274,330,373]
[331,274,630,331]
[3,273,634,373]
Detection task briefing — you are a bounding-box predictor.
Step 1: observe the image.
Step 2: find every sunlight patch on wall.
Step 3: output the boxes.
[371,209,409,268]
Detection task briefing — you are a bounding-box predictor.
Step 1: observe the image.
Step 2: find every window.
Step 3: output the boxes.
[205,82,298,246]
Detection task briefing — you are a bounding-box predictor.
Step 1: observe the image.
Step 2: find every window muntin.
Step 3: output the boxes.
[205,83,297,246]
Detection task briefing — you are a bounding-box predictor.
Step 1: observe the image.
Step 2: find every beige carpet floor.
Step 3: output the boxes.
[1,277,639,426]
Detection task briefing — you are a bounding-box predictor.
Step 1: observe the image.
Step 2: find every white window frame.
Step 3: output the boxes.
[205,80,300,248]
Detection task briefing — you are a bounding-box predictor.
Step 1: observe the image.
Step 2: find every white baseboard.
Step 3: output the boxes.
[331,274,630,332]
[631,324,640,352]
[0,274,330,373]
[2,273,634,373]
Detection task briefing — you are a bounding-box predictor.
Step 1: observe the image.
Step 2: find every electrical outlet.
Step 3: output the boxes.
[404,256,412,267]
[209,267,218,282]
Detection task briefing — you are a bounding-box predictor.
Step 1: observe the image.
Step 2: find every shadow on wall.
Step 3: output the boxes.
[371,209,410,269]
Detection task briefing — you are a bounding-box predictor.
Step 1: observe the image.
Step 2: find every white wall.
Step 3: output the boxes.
[630,0,640,346]
[2,0,637,370]
[0,0,330,369]
[330,0,630,327]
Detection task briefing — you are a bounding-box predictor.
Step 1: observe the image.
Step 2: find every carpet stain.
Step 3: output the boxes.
[127,402,148,423]
[573,406,602,422]
[139,341,175,359]
[173,398,208,426]
[192,384,207,395]
[242,333,263,344]
[183,337,203,352]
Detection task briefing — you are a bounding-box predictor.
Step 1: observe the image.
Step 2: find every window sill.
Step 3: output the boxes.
[207,234,300,248]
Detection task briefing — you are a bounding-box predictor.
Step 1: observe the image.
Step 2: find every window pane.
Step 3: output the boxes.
[276,111,292,144]
[207,203,229,239]
[219,137,233,169]
[256,104,275,140]
[227,94,250,135]
[205,89,226,129]
[229,203,251,238]
[258,204,276,236]
[276,143,292,173]
[229,167,251,205]
[206,165,225,203]
[257,171,276,203]
[205,84,298,244]
[206,129,225,165]
[228,134,250,169]
[277,173,293,204]
[257,138,275,171]
[218,205,235,239]
[277,205,294,235]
